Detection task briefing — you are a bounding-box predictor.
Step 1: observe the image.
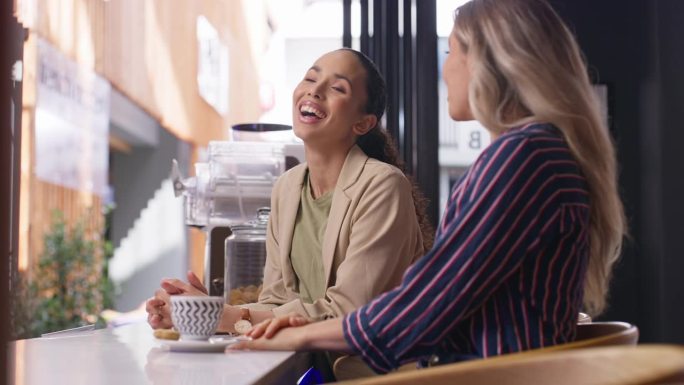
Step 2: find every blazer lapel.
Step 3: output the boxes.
[278,165,307,290]
[321,192,350,288]
[321,145,368,288]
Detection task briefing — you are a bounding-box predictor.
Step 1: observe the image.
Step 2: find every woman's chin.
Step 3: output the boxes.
[448,109,475,122]
[292,126,315,144]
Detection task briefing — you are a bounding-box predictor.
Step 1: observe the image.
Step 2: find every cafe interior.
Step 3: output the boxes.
[1,0,683,384]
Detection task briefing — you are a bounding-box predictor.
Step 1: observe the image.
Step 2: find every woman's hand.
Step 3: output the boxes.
[160,271,208,296]
[145,289,173,329]
[246,313,310,339]
[231,322,309,351]
[230,314,309,351]
[145,271,208,329]
[231,317,352,353]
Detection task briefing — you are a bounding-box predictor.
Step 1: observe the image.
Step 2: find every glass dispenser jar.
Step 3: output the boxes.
[224,208,269,305]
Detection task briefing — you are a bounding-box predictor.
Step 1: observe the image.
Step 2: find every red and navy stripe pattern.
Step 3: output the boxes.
[343,123,591,373]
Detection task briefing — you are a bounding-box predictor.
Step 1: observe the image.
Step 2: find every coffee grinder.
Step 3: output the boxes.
[171,124,303,296]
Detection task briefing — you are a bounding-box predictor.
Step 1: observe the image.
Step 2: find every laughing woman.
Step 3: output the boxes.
[232,0,627,374]
[146,49,432,341]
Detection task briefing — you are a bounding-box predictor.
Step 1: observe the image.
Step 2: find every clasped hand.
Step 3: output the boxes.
[146,271,311,349]
[230,313,311,351]
[145,271,208,329]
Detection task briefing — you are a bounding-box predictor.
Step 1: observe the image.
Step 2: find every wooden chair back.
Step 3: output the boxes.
[576,321,639,345]
[338,345,684,385]
[544,321,639,352]
[336,321,639,383]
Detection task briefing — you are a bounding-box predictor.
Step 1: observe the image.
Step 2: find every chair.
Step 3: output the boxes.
[578,311,592,324]
[334,321,639,382]
[572,321,639,348]
[336,345,684,385]
[333,355,378,382]
[527,321,639,354]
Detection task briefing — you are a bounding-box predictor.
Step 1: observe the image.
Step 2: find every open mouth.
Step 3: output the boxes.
[299,103,327,121]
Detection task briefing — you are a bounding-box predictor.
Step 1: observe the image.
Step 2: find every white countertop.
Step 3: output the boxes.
[9,322,310,385]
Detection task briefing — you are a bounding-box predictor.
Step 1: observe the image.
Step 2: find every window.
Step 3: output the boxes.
[436,0,491,217]
[245,0,346,128]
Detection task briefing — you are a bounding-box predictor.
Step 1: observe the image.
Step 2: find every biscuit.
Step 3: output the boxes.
[154,328,180,340]
[228,285,262,305]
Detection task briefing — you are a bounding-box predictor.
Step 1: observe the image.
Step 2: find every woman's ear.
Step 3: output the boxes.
[352,114,377,136]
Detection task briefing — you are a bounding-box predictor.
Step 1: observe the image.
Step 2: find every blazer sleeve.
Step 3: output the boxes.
[272,169,422,320]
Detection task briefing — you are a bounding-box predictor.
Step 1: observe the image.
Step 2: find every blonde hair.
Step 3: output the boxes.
[453,0,626,315]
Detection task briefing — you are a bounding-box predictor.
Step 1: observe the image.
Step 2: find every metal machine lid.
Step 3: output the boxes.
[230,207,270,233]
[231,123,292,132]
[256,207,270,222]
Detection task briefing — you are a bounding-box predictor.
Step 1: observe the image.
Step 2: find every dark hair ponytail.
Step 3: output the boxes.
[342,48,435,252]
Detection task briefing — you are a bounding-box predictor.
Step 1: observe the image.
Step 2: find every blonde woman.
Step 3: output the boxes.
[232,0,626,374]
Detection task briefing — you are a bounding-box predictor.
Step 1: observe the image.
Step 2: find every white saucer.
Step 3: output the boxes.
[159,336,250,353]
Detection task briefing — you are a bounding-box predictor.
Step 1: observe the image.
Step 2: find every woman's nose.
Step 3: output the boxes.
[307,90,321,99]
[307,84,324,99]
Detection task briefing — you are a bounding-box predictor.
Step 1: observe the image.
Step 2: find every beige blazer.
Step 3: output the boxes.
[248,145,424,320]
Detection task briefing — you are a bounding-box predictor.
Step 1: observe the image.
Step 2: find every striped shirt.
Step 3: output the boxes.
[343,123,591,373]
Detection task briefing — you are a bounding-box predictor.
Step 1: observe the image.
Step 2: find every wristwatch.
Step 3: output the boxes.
[234,308,253,335]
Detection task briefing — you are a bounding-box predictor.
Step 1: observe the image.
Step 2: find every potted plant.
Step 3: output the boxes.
[10,210,114,339]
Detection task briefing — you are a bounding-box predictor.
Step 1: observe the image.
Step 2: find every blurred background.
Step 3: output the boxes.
[4,0,488,337]
[2,0,683,351]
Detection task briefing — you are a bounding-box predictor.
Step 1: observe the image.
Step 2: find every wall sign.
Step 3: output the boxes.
[35,38,111,196]
[197,15,230,116]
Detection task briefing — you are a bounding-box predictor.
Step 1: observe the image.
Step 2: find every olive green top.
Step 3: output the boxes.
[289,172,333,304]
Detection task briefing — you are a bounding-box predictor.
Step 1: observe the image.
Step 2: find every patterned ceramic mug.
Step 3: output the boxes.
[170,296,224,340]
